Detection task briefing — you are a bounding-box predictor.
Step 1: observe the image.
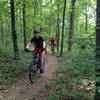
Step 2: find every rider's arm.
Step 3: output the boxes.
[49,40,51,45]
[26,38,34,49]
[55,40,57,45]
[43,41,46,49]
[26,42,31,49]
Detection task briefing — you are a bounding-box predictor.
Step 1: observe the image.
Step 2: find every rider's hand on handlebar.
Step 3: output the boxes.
[25,48,30,52]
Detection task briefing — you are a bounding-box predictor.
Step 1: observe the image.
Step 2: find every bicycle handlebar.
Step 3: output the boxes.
[32,49,44,54]
[25,48,31,52]
[25,48,44,53]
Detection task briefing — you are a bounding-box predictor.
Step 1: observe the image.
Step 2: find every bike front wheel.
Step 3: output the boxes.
[29,61,37,83]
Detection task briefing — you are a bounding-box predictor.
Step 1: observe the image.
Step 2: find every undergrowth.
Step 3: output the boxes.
[0,46,31,87]
[41,49,95,100]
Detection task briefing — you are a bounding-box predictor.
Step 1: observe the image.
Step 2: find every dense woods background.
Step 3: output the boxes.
[0,0,100,100]
[0,0,96,54]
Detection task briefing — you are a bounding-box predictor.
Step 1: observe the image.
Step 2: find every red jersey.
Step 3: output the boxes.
[50,39,56,45]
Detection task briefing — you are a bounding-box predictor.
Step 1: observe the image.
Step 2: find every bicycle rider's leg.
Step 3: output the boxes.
[54,44,55,52]
[40,51,45,73]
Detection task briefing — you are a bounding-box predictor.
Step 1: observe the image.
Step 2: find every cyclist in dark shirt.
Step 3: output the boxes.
[30,36,44,48]
[25,30,46,73]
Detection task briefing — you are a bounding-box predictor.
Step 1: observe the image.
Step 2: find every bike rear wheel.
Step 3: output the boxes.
[51,47,55,55]
[29,61,37,83]
[43,58,45,71]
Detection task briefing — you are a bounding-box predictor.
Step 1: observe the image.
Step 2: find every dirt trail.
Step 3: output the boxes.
[0,54,57,100]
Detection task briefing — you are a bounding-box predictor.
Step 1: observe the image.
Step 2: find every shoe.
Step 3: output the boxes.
[40,69,44,74]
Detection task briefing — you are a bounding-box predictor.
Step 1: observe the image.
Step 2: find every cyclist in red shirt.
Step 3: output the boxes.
[50,38,56,45]
[50,37,56,55]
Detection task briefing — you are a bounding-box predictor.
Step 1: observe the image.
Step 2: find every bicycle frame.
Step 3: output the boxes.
[32,52,41,70]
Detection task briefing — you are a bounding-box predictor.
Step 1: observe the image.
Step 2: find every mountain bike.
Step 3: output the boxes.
[51,45,55,55]
[29,50,45,83]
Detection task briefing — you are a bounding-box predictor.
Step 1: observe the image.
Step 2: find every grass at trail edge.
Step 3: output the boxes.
[0,46,32,87]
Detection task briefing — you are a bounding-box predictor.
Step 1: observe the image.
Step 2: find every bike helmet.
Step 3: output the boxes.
[33,30,41,34]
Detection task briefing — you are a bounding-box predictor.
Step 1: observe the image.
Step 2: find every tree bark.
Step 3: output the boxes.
[34,0,38,16]
[34,0,38,29]
[60,0,67,55]
[56,1,60,51]
[95,0,100,99]
[23,2,27,49]
[68,0,76,51]
[0,16,5,45]
[1,23,4,45]
[85,4,88,32]
[20,5,23,37]
[10,0,19,60]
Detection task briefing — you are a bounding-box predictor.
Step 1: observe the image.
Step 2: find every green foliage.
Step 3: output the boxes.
[44,82,52,90]
[0,46,31,85]
[46,92,59,100]
[43,49,95,100]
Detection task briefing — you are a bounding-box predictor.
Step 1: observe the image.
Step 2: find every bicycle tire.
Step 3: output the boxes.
[43,58,45,71]
[29,61,37,83]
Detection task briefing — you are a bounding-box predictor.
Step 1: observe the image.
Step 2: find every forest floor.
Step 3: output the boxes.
[0,54,57,100]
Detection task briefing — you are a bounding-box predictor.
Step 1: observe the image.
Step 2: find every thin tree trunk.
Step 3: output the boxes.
[1,24,4,44]
[5,24,8,46]
[0,17,5,45]
[20,5,23,37]
[68,0,76,51]
[34,0,37,16]
[40,0,43,16]
[34,0,38,16]
[95,0,100,99]
[56,1,60,51]
[23,2,27,49]
[34,0,38,29]
[85,4,88,32]
[60,0,67,55]
[10,0,19,60]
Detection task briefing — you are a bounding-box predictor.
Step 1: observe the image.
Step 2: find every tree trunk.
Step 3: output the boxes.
[95,0,100,99]
[85,4,88,32]
[68,0,76,51]
[20,5,23,37]
[56,1,60,51]
[0,16,5,45]
[10,0,19,60]
[23,2,27,49]
[60,0,67,55]
[1,24,4,45]
[34,0,38,16]
[34,0,38,29]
